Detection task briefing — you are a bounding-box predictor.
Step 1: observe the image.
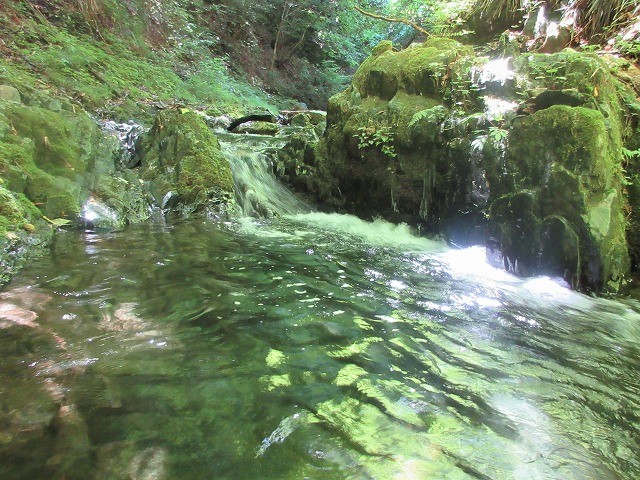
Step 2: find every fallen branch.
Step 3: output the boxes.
[354,6,430,37]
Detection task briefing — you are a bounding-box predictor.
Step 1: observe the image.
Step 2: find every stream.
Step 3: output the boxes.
[1,132,640,479]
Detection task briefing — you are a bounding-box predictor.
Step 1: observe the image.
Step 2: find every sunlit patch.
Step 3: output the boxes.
[82,196,119,224]
[455,293,502,309]
[260,373,291,391]
[266,348,286,368]
[417,300,452,313]
[522,276,571,299]
[256,412,310,457]
[479,57,515,85]
[299,297,320,303]
[376,314,402,323]
[335,364,367,386]
[514,314,540,328]
[438,246,515,282]
[388,279,408,291]
[484,95,519,119]
[286,212,447,252]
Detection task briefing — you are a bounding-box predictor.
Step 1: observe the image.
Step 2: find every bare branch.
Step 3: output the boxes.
[353,6,430,37]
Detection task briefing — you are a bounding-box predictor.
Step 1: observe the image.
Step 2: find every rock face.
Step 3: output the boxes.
[0,95,146,286]
[313,39,640,293]
[0,99,236,286]
[132,109,234,214]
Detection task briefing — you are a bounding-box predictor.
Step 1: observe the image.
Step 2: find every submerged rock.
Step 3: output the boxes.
[0,302,38,328]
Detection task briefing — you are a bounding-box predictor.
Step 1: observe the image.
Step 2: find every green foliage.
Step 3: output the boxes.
[355,125,398,158]
[174,59,276,114]
[376,0,475,42]
[623,147,640,160]
[616,38,640,60]
[488,125,509,143]
[573,0,639,40]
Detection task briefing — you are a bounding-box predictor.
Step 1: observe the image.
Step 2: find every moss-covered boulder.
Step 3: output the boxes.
[353,38,473,100]
[0,101,149,223]
[232,121,280,136]
[133,109,234,214]
[0,98,156,285]
[487,105,629,290]
[314,38,485,240]
[314,40,638,292]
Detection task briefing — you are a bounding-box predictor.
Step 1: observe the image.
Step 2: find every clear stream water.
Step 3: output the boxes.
[1,134,640,480]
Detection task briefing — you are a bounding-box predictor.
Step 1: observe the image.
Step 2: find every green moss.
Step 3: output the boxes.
[0,102,122,218]
[371,40,394,57]
[135,109,233,211]
[0,134,81,218]
[353,38,473,100]
[233,121,280,136]
[0,186,25,231]
[0,10,282,122]
[507,105,620,193]
[4,105,90,178]
[500,104,628,291]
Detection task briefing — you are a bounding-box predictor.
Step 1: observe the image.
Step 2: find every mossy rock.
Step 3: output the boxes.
[353,38,473,100]
[0,85,21,103]
[494,105,629,291]
[134,109,233,212]
[317,40,636,292]
[290,110,327,127]
[0,186,30,233]
[487,190,541,277]
[233,121,280,136]
[506,106,619,193]
[0,103,122,220]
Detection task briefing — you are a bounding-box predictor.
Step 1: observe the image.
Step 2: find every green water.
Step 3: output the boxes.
[1,213,640,480]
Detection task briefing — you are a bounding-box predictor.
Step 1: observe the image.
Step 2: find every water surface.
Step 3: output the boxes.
[2,212,640,479]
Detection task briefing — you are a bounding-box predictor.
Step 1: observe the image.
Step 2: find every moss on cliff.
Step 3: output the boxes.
[500,105,628,290]
[316,38,638,292]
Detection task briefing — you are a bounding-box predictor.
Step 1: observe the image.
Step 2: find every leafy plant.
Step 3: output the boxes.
[43,216,73,228]
[488,126,509,143]
[623,147,640,160]
[355,125,398,158]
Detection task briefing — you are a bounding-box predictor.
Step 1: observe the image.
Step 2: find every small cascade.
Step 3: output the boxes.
[217,131,309,218]
[99,120,145,167]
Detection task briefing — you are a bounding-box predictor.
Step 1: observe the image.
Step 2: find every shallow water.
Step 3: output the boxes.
[1,212,640,480]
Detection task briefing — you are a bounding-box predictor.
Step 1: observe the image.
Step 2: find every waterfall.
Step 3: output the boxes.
[217,131,309,218]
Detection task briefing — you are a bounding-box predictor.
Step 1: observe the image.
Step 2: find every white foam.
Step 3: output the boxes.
[286,212,447,253]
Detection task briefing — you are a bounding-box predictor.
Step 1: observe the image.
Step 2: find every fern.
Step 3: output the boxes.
[408,109,432,128]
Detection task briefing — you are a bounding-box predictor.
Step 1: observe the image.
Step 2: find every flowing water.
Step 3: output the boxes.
[1,134,640,480]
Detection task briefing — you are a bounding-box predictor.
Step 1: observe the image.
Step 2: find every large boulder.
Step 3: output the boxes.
[488,105,629,290]
[132,109,234,214]
[314,38,484,238]
[313,40,639,293]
